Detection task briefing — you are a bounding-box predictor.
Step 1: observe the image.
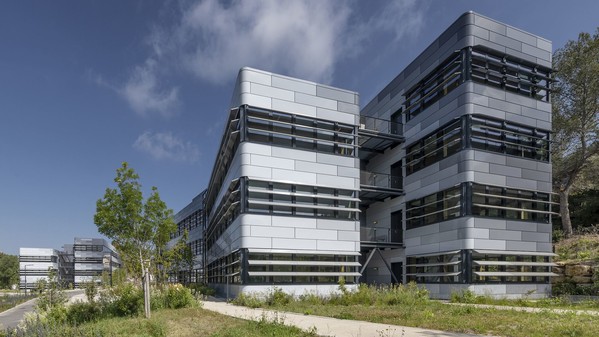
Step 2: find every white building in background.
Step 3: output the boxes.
[19,247,60,290]
[19,237,120,289]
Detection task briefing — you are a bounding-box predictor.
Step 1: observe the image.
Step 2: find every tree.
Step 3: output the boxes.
[0,253,19,289]
[552,28,599,237]
[94,162,176,318]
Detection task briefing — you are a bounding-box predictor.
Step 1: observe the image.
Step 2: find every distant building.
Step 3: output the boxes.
[19,247,60,290]
[168,191,206,284]
[19,237,120,289]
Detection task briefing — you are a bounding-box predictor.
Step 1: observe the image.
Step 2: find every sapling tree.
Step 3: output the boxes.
[94,162,176,318]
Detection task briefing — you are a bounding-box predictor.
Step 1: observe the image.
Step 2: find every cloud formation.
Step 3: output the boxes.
[121,59,179,118]
[112,0,426,115]
[133,131,200,163]
[145,0,427,85]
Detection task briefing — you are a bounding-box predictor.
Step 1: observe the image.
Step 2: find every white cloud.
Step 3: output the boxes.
[110,0,426,114]
[121,59,179,118]
[133,131,200,163]
[143,0,426,85]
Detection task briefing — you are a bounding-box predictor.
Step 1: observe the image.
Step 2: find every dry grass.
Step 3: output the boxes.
[555,234,599,263]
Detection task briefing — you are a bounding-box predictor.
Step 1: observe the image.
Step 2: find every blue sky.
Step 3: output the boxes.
[1,0,598,255]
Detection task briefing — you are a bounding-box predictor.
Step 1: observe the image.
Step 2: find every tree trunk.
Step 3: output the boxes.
[144,269,151,319]
[139,250,151,319]
[559,189,573,237]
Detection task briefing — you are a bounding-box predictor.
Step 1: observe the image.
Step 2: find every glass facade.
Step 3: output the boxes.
[405,182,553,230]
[471,183,551,223]
[405,115,550,175]
[405,51,463,120]
[406,119,462,175]
[407,250,554,284]
[245,106,357,157]
[471,48,551,102]
[406,186,462,229]
[246,179,360,220]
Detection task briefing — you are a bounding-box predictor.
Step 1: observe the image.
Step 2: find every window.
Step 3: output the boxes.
[470,183,552,223]
[406,186,462,229]
[245,252,359,285]
[406,119,462,175]
[470,115,550,162]
[245,179,360,220]
[404,52,463,120]
[471,251,553,283]
[205,179,241,252]
[245,107,356,157]
[471,48,552,102]
[406,251,463,283]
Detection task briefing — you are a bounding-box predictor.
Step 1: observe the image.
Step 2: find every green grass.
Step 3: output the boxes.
[83,307,315,337]
[450,289,599,310]
[0,294,36,313]
[232,284,599,337]
[2,307,315,337]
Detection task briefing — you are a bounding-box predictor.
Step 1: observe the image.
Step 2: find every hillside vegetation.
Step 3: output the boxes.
[554,234,599,263]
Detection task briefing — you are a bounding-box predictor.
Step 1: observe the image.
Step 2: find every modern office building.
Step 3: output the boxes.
[19,247,60,290]
[358,11,555,299]
[201,66,363,296]
[72,237,120,287]
[168,191,206,284]
[19,237,120,289]
[175,11,556,299]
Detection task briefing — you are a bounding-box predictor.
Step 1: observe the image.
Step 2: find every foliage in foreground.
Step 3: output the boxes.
[233,283,430,309]
[232,283,599,337]
[450,289,599,309]
[1,307,314,337]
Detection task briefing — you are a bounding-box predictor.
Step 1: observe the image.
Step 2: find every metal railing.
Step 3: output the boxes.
[360,170,402,190]
[360,226,402,243]
[359,115,402,136]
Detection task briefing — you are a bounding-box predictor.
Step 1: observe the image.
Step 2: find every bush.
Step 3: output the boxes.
[232,292,265,308]
[450,289,479,303]
[101,283,144,317]
[188,283,216,297]
[265,287,293,306]
[153,284,196,309]
[83,281,98,303]
[66,302,102,325]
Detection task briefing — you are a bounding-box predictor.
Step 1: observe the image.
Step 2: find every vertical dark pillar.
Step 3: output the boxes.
[462,115,471,150]
[239,105,246,143]
[462,182,472,217]
[240,249,249,285]
[462,249,472,284]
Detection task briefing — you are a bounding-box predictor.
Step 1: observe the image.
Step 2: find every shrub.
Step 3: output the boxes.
[188,283,216,297]
[66,302,102,325]
[83,281,98,304]
[232,292,265,308]
[155,284,196,309]
[450,289,478,303]
[265,287,293,306]
[102,283,144,317]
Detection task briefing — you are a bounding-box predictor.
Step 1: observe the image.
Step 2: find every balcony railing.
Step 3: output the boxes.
[360,226,402,244]
[360,170,402,190]
[359,115,402,137]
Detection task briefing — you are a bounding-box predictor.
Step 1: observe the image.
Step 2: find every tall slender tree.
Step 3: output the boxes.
[94,162,175,318]
[552,28,599,237]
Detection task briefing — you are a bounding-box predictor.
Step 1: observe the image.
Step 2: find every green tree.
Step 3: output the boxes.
[94,162,176,318]
[0,253,19,289]
[552,28,599,237]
